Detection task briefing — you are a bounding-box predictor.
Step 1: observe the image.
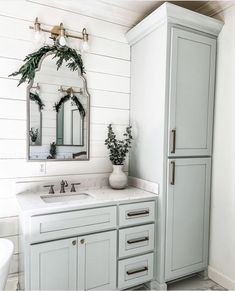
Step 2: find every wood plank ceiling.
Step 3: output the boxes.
[29,0,235,28]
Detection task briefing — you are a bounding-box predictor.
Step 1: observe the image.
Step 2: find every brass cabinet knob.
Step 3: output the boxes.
[80,239,85,244]
[72,240,76,246]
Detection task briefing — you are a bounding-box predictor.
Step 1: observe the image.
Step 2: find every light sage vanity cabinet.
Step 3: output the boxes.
[126,2,223,288]
[30,231,117,290]
[19,198,157,290]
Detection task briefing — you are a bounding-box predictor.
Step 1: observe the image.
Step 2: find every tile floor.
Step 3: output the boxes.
[168,275,226,290]
[131,275,226,290]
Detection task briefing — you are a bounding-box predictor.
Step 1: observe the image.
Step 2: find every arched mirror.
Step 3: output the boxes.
[27,54,90,161]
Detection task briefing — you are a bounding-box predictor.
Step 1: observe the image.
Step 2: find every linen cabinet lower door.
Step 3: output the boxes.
[30,237,77,290]
[165,158,211,281]
[77,231,117,290]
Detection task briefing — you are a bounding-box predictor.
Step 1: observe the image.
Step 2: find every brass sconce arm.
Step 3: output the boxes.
[29,18,88,41]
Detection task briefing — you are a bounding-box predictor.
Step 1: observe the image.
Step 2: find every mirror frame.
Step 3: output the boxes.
[26,52,90,162]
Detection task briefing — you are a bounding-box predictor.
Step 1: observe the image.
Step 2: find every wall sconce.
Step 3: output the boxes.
[30,17,89,52]
[58,86,83,98]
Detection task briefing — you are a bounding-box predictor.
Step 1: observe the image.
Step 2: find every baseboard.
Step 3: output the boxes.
[208,266,235,290]
[5,274,18,291]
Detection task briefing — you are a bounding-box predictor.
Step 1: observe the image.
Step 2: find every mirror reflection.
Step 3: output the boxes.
[56,87,85,146]
[29,89,43,146]
[28,55,89,161]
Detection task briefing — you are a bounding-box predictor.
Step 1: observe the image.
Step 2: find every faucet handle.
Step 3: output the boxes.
[44,185,55,194]
[70,183,81,192]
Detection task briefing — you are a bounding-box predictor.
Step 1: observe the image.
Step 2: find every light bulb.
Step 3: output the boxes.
[58,35,67,46]
[59,90,64,98]
[34,30,44,45]
[81,40,89,52]
[35,87,40,95]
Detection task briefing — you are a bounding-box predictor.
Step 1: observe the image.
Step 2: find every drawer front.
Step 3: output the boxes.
[119,201,155,227]
[119,224,155,258]
[118,253,154,289]
[30,206,117,243]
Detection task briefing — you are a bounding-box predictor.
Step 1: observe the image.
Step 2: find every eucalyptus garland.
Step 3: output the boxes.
[9,44,85,86]
[29,92,45,110]
[54,94,86,118]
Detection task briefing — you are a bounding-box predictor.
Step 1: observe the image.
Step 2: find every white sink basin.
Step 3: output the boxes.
[41,193,92,204]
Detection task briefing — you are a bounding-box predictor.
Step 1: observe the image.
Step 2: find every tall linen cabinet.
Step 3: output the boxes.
[126,3,223,288]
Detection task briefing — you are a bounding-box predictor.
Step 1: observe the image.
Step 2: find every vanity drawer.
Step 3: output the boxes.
[119,201,155,227]
[119,224,155,258]
[118,253,154,289]
[30,206,117,243]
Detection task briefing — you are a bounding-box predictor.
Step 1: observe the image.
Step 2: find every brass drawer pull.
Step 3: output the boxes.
[127,210,149,217]
[170,161,175,185]
[127,237,149,244]
[171,129,176,154]
[126,266,148,275]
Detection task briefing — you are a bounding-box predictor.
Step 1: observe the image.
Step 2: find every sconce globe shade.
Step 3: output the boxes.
[81,40,89,52]
[58,90,64,98]
[35,87,40,95]
[58,35,67,46]
[34,30,45,45]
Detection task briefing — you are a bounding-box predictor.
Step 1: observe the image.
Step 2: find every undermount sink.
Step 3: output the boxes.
[41,193,92,204]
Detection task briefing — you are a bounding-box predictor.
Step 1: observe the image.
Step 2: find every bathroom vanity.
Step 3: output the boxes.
[17,187,157,290]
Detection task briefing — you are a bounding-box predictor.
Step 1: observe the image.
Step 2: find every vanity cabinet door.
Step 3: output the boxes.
[168,27,216,157]
[30,237,77,290]
[165,158,211,281]
[77,231,117,290]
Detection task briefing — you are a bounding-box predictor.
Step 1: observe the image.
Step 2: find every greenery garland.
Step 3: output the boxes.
[54,94,86,118]
[9,44,85,86]
[29,92,45,110]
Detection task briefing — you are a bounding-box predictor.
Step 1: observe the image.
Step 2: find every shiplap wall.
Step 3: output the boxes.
[0,1,130,289]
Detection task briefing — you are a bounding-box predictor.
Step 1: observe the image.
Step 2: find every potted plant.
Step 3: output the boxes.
[29,128,39,145]
[105,124,133,189]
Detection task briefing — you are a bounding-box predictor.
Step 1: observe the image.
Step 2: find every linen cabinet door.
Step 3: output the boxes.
[77,231,117,290]
[30,237,77,290]
[168,27,216,157]
[165,158,211,281]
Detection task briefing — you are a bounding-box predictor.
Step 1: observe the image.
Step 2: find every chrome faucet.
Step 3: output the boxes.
[60,180,68,193]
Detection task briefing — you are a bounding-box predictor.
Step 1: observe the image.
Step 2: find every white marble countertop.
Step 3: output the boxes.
[16,186,158,216]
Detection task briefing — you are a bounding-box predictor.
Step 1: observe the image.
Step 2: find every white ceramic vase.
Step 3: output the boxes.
[109,165,128,189]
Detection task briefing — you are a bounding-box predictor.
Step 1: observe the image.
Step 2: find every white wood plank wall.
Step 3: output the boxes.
[0,1,130,288]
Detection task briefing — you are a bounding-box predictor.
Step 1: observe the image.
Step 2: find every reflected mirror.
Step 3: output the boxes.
[28,54,89,161]
[29,88,42,146]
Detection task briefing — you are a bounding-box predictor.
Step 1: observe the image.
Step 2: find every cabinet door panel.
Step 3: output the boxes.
[78,231,117,290]
[30,238,77,290]
[165,158,211,281]
[168,27,216,156]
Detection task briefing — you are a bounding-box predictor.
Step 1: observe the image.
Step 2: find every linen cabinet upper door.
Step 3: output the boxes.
[168,27,216,157]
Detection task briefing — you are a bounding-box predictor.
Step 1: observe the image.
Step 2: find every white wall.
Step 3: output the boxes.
[209,4,235,290]
[0,1,130,288]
